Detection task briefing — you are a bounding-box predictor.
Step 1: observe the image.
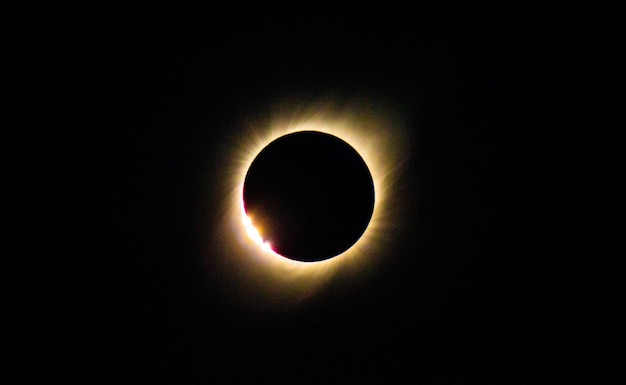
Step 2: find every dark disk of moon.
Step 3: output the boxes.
[243,131,375,262]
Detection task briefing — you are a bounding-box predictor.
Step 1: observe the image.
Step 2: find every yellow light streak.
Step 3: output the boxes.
[241,204,275,254]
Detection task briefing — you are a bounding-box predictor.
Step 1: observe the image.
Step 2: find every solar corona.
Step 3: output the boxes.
[209,100,409,306]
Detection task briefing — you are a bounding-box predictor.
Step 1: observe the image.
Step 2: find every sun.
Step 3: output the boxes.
[241,206,275,255]
[207,97,410,308]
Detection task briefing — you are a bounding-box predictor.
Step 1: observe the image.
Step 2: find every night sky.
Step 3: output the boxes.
[6,3,623,384]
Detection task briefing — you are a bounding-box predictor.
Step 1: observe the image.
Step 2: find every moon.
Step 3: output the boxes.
[243,131,375,262]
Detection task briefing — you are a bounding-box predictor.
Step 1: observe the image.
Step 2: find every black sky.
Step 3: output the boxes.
[5,2,623,384]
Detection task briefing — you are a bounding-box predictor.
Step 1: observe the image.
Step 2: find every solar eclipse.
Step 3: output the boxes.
[207,99,410,306]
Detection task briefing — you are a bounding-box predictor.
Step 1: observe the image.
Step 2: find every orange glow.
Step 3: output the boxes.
[241,204,275,255]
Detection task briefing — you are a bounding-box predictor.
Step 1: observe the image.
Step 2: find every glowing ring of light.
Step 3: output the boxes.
[209,99,410,307]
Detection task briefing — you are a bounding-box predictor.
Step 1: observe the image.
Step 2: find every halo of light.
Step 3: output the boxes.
[207,98,410,308]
